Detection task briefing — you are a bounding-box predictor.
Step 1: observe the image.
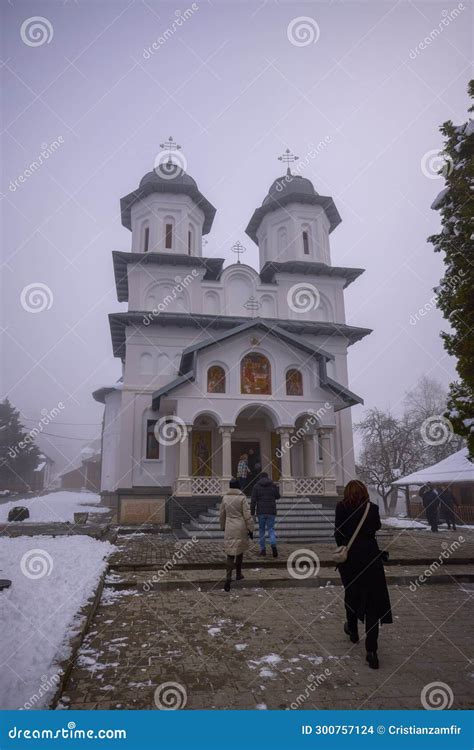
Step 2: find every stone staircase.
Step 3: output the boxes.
[181,497,338,543]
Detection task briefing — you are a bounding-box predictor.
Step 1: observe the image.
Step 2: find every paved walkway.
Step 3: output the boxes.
[60,583,473,710]
[56,527,474,711]
[109,526,474,568]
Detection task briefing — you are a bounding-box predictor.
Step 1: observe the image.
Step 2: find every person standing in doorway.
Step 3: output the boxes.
[438,484,458,530]
[219,478,254,592]
[334,480,392,670]
[236,453,249,492]
[251,471,280,557]
[419,483,440,532]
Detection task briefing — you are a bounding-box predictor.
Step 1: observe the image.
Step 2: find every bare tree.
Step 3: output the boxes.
[404,376,464,464]
[355,408,420,514]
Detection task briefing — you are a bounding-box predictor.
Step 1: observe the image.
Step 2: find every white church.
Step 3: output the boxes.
[93,145,371,526]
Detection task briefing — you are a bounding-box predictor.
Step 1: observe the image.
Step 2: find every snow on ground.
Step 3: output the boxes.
[0,491,108,524]
[0,535,115,709]
[382,517,427,529]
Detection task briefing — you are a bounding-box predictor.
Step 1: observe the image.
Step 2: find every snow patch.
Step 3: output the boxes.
[0,491,107,524]
[0,535,114,709]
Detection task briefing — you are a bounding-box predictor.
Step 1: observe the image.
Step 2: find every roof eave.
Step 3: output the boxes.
[245,193,341,243]
[120,184,216,234]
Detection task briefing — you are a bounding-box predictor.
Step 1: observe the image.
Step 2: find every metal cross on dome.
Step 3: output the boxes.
[160,136,182,165]
[278,148,299,176]
[232,241,246,264]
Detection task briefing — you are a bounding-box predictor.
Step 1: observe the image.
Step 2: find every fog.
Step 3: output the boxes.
[1,0,471,476]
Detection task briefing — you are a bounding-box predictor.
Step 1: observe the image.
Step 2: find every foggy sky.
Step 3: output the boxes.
[1,0,472,476]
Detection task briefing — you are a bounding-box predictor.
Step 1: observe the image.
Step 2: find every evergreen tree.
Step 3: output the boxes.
[0,399,41,490]
[428,80,474,458]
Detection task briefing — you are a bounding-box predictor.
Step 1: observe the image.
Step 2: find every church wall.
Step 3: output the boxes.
[166,331,338,429]
[255,204,331,267]
[100,389,122,491]
[130,193,205,256]
[126,260,347,328]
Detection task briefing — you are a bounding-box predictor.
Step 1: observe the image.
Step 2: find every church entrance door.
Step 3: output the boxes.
[231,440,261,494]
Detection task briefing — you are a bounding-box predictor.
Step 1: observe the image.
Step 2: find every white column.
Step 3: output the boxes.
[318,427,337,495]
[219,426,234,493]
[175,426,193,496]
[303,433,317,477]
[277,428,294,496]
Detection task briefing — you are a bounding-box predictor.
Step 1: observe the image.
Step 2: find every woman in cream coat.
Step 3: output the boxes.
[219,478,254,592]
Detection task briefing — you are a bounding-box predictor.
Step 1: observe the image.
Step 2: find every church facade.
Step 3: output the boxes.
[93,150,371,525]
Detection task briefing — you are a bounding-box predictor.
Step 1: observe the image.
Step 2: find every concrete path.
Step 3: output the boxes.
[56,527,474,711]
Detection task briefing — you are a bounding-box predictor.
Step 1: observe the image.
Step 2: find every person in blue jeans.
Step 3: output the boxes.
[250,472,280,557]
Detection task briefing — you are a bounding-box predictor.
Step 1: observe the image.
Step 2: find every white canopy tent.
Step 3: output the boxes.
[393,448,473,486]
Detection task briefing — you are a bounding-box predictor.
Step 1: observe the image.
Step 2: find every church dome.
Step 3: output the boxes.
[138,165,198,190]
[121,164,216,234]
[263,174,318,205]
[245,172,341,244]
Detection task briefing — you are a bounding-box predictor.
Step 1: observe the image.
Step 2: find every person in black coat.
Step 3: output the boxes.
[438,485,458,530]
[419,483,440,532]
[334,480,392,670]
[251,472,280,557]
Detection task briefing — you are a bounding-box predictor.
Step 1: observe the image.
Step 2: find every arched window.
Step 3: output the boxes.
[277,226,288,254]
[143,225,150,252]
[164,217,174,250]
[188,225,195,255]
[140,352,153,375]
[207,365,226,393]
[146,420,160,459]
[241,353,271,395]
[286,368,303,396]
[302,225,311,255]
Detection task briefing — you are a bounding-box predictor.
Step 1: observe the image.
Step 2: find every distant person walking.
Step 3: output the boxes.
[419,483,440,532]
[251,472,280,557]
[438,484,458,530]
[334,480,392,670]
[219,479,254,592]
[236,453,249,492]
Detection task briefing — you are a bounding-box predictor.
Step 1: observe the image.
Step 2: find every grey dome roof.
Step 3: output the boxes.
[245,172,341,243]
[263,174,318,205]
[120,165,216,234]
[138,165,198,190]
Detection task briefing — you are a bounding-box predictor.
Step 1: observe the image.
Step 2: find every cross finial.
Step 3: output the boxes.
[159,136,182,165]
[278,147,299,176]
[232,241,246,264]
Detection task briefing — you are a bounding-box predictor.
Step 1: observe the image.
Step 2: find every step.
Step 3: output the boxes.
[205,503,334,516]
[199,511,333,523]
[182,530,336,541]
